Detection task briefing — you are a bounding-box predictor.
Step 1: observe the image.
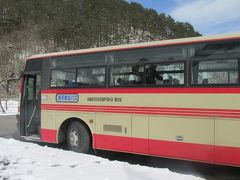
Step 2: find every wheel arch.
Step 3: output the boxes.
[57,117,93,148]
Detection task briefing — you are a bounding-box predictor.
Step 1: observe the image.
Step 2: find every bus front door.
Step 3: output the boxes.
[20,74,41,137]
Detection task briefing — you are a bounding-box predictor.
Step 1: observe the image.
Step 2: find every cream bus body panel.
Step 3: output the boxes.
[42,93,240,109]
[41,92,240,148]
[96,114,131,137]
[149,116,214,145]
[215,119,240,147]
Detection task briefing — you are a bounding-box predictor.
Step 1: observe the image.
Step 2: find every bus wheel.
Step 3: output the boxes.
[67,121,90,153]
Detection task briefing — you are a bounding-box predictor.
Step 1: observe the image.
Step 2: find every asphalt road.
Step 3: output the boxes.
[0,115,20,139]
[0,115,240,180]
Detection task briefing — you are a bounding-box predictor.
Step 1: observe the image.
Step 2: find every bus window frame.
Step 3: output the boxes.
[109,63,146,87]
[144,60,186,87]
[109,60,187,88]
[76,66,106,88]
[49,53,107,69]
[49,66,107,89]
[49,67,77,88]
[108,45,188,65]
[187,40,240,59]
[189,58,240,87]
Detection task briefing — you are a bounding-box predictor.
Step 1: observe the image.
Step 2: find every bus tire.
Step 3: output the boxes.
[67,121,90,153]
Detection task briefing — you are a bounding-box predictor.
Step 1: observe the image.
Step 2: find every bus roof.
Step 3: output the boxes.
[28,33,240,60]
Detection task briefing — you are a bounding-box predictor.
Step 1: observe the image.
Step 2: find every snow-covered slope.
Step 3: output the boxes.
[0,138,204,180]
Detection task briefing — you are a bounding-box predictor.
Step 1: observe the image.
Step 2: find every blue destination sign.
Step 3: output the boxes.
[56,94,79,103]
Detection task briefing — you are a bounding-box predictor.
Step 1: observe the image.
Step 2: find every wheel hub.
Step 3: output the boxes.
[69,129,79,147]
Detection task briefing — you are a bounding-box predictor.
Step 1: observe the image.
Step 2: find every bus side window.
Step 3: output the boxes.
[110,66,125,86]
[191,59,238,85]
[145,62,184,86]
[50,68,76,87]
[110,65,144,86]
[77,67,105,87]
[146,64,162,85]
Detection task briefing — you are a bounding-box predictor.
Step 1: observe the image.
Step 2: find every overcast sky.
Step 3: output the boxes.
[128,0,240,35]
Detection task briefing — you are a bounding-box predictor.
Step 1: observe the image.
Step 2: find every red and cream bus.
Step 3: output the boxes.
[17,33,240,167]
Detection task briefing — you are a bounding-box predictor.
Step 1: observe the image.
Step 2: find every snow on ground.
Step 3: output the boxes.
[0,100,18,116]
[0,100,204,179]
[0,138,204,180]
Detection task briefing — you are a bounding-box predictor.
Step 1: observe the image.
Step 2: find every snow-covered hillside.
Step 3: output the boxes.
[0,138,204,180]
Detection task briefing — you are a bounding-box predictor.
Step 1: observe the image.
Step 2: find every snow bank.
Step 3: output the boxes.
[0,100,18,116]
[0,138,204,180]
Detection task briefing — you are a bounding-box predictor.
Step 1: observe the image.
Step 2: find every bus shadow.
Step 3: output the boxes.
[95,150,240,180]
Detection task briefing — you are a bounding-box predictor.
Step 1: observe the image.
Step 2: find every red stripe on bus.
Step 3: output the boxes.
[41,128,57,143]
[215,146,240,166]
[149,139,214,162]
[28,36,240,60]
[94,134,214,163]
[94,134,131,152]
[94,134,240,166]
[41,87,240,94]
[41,104,240,118]
[41,104,240,113]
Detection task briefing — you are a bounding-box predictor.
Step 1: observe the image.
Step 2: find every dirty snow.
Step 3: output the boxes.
[0,138,204,180]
